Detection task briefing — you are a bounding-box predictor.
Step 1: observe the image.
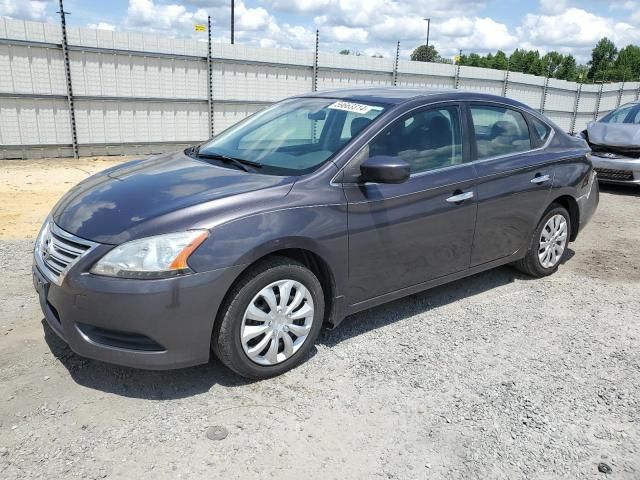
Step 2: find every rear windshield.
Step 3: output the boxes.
[197,98,387,175]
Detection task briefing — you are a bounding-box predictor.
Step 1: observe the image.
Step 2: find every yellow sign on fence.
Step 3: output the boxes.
[194,24,206,32]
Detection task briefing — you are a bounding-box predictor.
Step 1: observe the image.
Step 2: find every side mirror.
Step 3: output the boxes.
[360,155,410,184]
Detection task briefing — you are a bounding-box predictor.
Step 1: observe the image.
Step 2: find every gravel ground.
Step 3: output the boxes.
[0,161,638,479]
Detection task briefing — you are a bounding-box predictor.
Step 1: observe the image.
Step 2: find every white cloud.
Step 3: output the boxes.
[539,0,568,15]
[266,0,486,20]
[438,17,516,52]
[86,22,116,31]
[124,0,208,32]
[4,0,640,65]
[325,25,368,43]
[609,1,637,10]
[0,0,49,21]
[517,7,640,60]
[267,0,334,14]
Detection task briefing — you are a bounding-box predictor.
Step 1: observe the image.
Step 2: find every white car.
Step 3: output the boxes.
[580,102,640,185]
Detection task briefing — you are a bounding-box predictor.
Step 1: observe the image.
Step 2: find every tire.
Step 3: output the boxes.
[212,256,325,379]
[514,204,571,278]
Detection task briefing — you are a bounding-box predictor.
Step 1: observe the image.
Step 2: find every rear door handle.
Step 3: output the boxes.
[446,191,474,203]
[531,174,550,184]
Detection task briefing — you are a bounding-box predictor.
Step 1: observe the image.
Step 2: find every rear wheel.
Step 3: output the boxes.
[514,204,571,278]
[212,256,324,379]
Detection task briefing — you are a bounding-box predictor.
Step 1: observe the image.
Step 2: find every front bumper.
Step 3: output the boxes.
[33,258,245,370]
[588,153,640,185]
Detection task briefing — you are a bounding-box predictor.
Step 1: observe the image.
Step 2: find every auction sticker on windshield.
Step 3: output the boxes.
[328,101,383,114]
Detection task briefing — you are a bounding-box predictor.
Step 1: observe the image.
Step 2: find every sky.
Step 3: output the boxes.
[2,0,640,62]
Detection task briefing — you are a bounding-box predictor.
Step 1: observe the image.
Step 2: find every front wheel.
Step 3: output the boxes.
[514,204,571,278]
[212,256,325,379]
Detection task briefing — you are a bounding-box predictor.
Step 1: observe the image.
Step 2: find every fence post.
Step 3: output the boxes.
[454,63,461,89]
[312,30,319,92]
[594,82,604,120]
[540,74,550,113]
[502,68,510,97]
[616,81,624,109]
[57,0,78,159]
[392,41,400,87]
[207,16,214,138]
[569,83,582,135]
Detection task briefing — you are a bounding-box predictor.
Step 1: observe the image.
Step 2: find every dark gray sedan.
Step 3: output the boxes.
[34,88,599,378]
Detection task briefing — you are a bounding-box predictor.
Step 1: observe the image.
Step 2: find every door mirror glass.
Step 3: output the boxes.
[360,155,410,184]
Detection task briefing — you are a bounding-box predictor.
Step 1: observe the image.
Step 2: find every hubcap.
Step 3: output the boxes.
[538,214,568,269]
[241,279,314,366]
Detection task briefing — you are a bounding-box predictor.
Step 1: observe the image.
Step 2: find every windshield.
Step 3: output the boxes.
[601,103,640,124]
[196,98,387,175]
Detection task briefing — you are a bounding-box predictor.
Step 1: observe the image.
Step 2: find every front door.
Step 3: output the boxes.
[342,104,478,305]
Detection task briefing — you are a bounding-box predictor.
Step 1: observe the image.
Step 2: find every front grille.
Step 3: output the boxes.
[594,168,634,181]
[35,222,97,285]
[590,143,640,159]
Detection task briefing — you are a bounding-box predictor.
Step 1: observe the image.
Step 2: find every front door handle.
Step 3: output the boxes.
[531,174,550,184]
[446,191,474,203]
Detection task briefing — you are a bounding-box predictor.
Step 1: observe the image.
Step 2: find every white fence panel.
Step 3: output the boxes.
[458,67,503,96]
[0,97,71,146]
[0,18,636,158]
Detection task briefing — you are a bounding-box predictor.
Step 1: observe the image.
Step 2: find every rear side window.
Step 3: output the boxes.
[529,116,552,146]
[470,105,531,160]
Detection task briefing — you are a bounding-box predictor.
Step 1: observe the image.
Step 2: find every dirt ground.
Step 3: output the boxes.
[0,157,639,479]
[0,157,136,241]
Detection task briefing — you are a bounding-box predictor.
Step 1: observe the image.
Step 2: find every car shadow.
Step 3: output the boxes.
[598,183,640,197]
[42,319,254,400]
[41,264,543,398]
[319,265,528,348]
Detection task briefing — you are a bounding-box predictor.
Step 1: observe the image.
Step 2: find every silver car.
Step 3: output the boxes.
[581,102,640,185]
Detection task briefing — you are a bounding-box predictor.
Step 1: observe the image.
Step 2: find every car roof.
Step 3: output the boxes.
[304,87,531,109]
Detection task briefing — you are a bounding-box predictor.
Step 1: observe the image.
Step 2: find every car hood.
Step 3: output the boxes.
[587,121,640,148]
[52,151,294,244]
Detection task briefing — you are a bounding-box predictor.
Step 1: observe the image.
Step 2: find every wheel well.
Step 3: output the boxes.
[550,195,579,241]
[222,248,337,325]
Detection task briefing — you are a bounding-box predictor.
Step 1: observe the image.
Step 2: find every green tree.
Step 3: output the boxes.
[522,50,542,75]
[555,54,577,81]
[481,53,494,68]
[576,65,589,82]
[541,51,564,77]
[467,52,482,67]
[508,49,527,72]
[339,49,350,55]
[612,44,640,81]
[410,44,440,62]
[588,37,617,80]
[492,50,509,70]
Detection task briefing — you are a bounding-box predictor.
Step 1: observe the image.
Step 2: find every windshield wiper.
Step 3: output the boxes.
[196,151,261,173]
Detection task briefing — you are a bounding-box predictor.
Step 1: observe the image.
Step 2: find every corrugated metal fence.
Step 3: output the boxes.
[1,17,639,159]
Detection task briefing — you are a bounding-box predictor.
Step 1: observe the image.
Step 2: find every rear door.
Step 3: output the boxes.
[343,103,478,304]
[467,103,554,266]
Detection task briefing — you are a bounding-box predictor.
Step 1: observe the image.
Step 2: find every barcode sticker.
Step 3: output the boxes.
[328,101,378,114]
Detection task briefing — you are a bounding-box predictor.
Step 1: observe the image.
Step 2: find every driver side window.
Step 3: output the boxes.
[368,106,463,174]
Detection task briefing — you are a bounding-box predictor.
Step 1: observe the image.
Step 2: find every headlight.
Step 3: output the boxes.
[34,217,51,254]
[91,230,209,279]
